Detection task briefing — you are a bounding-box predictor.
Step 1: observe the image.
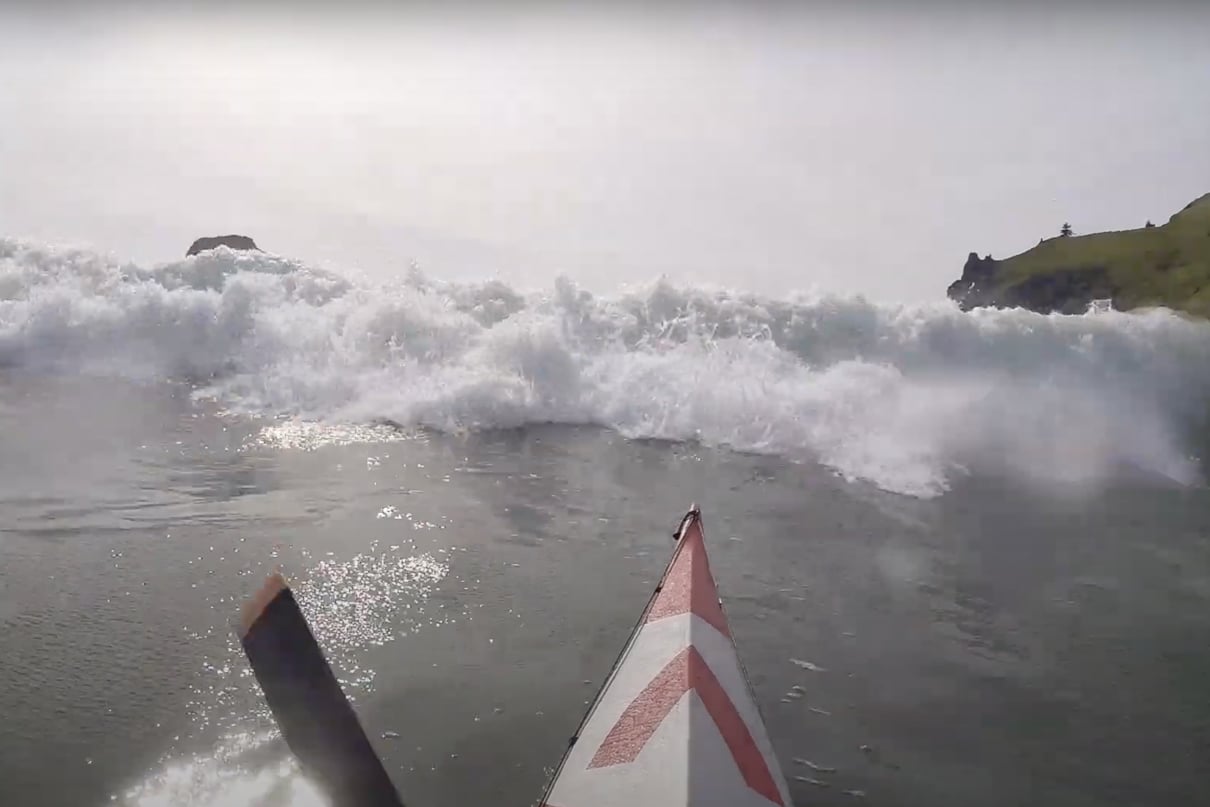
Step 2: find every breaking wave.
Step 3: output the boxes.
[4,237,1210,497]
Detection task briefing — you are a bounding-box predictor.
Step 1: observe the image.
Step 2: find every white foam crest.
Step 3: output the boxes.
[4,237,1210,497]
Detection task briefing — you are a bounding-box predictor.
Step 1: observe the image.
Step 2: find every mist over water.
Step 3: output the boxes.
[4,240,1209,498]
[2,3,1209,300]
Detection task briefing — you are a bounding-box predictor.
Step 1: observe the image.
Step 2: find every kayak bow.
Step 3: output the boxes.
[540,506,791,807]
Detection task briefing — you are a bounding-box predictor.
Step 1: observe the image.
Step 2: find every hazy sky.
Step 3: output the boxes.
[2,3,1208,301]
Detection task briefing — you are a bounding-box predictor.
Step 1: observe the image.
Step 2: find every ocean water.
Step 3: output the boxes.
[2,241,1210,806]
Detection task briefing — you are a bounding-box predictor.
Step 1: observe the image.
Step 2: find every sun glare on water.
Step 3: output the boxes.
[118,541,449,807]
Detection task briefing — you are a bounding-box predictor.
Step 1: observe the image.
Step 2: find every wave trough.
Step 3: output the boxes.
[4,238,1210,497]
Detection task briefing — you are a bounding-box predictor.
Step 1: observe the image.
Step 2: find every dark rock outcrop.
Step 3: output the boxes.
[186,234,260,257]
[947,252,1115,314]
[994,266,1114,314]
[946,252,1002,310]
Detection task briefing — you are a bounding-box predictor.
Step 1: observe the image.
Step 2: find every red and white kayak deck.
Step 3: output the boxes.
[541,507,791,807]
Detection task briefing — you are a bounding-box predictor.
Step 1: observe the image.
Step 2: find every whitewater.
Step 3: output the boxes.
[4,238,1209,498]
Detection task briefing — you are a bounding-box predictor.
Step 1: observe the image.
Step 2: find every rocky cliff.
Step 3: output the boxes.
[948,193,1210,318]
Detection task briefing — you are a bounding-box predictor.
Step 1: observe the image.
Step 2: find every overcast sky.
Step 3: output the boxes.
[2,2,1208,301]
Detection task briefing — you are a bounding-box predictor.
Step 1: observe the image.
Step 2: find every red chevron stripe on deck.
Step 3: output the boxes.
[588,646,784,806]
[646,516,731,638]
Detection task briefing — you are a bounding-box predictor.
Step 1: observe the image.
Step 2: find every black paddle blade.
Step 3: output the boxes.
[237,572,406,807]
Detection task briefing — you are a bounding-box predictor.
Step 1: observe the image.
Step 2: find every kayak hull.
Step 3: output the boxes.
[541,508,791,807]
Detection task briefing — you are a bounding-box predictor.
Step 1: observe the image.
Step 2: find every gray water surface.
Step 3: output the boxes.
[2,376,1208,807]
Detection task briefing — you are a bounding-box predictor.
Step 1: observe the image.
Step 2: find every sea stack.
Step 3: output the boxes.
[186,234,260,257]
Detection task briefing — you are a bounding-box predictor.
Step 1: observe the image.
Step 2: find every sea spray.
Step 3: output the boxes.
[4,237,1210,497]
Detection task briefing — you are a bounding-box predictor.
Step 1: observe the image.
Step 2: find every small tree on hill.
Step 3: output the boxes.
[1060,222,1073,237]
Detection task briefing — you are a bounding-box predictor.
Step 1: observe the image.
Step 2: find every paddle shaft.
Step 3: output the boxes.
[239,577,406,807]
